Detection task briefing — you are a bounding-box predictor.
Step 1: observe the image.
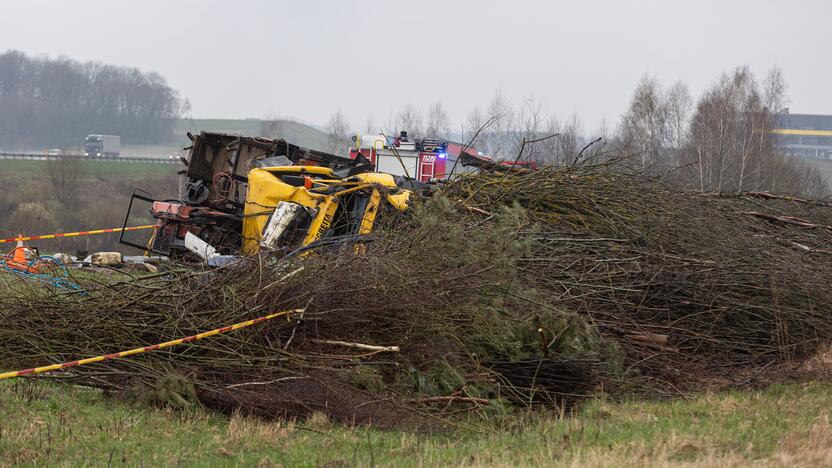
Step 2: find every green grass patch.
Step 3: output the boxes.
[0,160,175,180]
[1,379,830,466]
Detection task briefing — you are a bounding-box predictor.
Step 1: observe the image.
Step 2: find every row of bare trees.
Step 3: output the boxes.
[391,67,824,197]
[384,102,452,141]
[309,102,454,156]
[286,65,825,198]
[0,50,189,149]
[619,66,825,197]
[618,78,691,168]
[325,95,590,164]
[465,93,592,165]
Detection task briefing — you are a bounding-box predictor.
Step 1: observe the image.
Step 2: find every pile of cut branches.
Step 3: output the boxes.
[446,164,832,388]
[2,163,832,425]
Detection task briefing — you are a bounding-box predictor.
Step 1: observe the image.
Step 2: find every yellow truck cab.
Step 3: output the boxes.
[243,166,410,255]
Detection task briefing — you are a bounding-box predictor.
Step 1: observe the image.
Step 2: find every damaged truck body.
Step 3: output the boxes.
[121,132,414,260]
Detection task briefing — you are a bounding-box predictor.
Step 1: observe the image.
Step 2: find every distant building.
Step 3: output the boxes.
[772,112,832,160]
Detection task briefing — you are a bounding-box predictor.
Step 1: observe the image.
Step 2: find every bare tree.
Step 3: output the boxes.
[395,104,423,138]
[326,109,350,155]
[465,104,486,144]
[515,96,546,163]
[46,159,85,210]
[538,115,585,166]
[557,115,583,165]
[7,202,59,236]
[425,101,450,138]
[364,115,375,133]
[665,81,692,151]
[763,65,789,131]
[620,75,670,169]
[686,68,753,191]
[541,117,560,163]
[763,65,788,113]
[477,90,517,158]
[681,66,821,195]
[583,119,611,162]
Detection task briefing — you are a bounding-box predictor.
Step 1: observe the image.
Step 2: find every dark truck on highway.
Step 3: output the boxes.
[84,134,120,157]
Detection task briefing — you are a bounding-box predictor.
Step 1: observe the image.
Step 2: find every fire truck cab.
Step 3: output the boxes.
[350,131,478,182]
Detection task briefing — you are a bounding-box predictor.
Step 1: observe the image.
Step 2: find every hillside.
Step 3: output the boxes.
[122,118,329,157]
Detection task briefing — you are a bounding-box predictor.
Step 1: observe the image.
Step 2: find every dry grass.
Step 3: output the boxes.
[221,410,294,454]
[564,412,832,467]
[2,378,832,466]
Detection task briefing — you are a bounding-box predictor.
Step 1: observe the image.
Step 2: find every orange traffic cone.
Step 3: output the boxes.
[12,236,26,265]
[10,235,36,272]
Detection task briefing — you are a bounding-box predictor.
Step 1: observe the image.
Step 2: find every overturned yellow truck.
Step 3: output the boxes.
[243,166,410,255]
[120,132,415,260]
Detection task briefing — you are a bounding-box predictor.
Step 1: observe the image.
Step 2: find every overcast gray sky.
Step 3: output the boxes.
[2,0,829,131]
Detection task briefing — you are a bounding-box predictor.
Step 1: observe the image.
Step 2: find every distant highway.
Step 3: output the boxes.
[0,152,178,164]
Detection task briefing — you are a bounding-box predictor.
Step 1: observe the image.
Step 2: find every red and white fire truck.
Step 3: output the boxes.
[349,131,539,180]
[349,131,481,182]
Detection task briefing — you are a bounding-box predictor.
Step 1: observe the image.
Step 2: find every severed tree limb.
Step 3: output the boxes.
[699,191,832,206]
[311,339,400,353]
[742,211,832,230]
[462,203,494,217]
[625,332,669,346]
[408,396,490,405]
[742,191,832,206]
[225,376,309,389]
[624,336,679,353]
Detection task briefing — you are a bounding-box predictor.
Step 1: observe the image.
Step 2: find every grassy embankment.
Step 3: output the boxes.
[0,160,174,180]
[0,378,830,467]
[0,159,177,253]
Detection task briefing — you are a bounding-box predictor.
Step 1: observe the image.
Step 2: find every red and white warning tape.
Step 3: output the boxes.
[0,225,155,244]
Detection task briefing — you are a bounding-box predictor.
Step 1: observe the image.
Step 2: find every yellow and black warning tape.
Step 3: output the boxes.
[0,308,302,380]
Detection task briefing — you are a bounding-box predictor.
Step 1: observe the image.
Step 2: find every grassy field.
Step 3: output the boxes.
[0,160,176,180]
[13,118,329,158]
[1,378,830,466]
